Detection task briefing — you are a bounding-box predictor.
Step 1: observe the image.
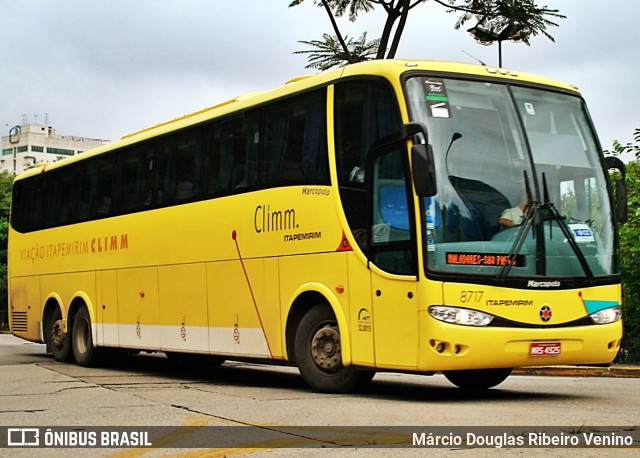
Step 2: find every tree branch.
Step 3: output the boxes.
[376,1,402,58]
[387,0,411,58]
[321,0,355,63]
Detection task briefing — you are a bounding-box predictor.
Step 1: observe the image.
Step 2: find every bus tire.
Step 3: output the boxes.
[443,368,512,390]
[47,308,73,362]
[294,304,374,393]
[71,307,105,367]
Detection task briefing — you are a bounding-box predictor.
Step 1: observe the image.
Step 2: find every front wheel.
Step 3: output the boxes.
[294,305,374,393]
[443,368,512,390]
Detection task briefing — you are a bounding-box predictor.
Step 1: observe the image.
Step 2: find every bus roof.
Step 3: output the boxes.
[13,59,579,182]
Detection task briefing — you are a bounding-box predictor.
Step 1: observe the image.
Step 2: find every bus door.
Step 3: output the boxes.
[368,145,419,369]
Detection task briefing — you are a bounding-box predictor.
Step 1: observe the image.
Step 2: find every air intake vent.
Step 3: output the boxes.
[11,311,28,332]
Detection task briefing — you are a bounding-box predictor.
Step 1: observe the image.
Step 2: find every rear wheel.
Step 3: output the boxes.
[295,304,374,393]
[443,368,512,390]
[47,308,72,362]
[71,307,106,367]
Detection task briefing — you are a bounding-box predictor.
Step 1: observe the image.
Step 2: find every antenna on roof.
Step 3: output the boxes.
[461,50,486,66]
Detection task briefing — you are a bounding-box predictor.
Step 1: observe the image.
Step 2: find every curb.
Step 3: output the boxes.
[512,365,640,378]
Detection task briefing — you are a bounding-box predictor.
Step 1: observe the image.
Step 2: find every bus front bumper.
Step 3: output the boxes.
[418,315,622,372]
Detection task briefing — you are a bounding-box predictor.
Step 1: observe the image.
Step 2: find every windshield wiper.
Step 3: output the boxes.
[540,173,594,279]
[497,171,536,280]
[497,171,594,280]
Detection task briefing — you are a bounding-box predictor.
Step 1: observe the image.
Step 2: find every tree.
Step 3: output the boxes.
[294,32,381,70]
[0,172,12,331]
[608,128,640,162]
[607,129,640,363]
[459,0,565,67]
[290,0,564,70]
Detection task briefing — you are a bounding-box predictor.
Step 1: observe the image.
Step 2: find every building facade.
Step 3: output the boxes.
[1,124,110,174]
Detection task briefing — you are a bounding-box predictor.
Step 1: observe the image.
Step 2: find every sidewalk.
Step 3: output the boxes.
[513,364,640,378]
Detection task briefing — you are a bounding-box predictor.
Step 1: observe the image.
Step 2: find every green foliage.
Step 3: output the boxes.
[604,128,640,362]
[295,32,381,70]
[0,172,11,331]
[450,0,565,45]
[616,159,640,363]
[290,0,564,70]
[606,128,640,161]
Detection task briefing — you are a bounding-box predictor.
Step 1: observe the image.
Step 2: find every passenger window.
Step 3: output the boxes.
[77,155,115,220]
[262,90,329,186]
[157,128,202,204]
[12,175,45,232]
[204,116,255,196]
[242,111,260,190]
[43,169,76,227]
[117,144,156,213]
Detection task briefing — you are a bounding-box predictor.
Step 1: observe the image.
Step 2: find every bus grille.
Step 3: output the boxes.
[11,311,28,332]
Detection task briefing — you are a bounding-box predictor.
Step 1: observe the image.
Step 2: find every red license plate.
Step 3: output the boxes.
[529,341,561,356]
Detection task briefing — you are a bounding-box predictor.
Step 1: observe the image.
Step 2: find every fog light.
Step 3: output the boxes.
[590,306,622,324]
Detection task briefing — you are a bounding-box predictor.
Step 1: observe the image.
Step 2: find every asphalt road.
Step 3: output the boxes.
[0,334,638,457]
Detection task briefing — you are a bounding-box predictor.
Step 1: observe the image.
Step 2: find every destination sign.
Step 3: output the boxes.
[446,252,525,267]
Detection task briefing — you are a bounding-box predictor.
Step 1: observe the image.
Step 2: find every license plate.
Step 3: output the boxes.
[529,341,561,356]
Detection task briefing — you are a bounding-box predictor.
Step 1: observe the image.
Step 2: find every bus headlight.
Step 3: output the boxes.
[589,306,622,324]
[429,306,494,327]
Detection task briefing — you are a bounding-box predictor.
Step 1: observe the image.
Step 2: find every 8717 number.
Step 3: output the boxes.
[460,290,484,303]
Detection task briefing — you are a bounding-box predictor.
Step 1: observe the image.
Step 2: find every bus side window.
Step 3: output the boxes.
[301,99,329,184]
[75,169,92,220]
[261,90,329,187]
[76,155,115,220]
[241,111,260,190]
[93,156,115,216]
[43,169,76,228]
[335,79,401,186]
[203,122,222,196]
[262,107,291,184]
[116,144,156,213]
[335,78,402,249]
[11,176,44,232]
[157,128,202,203]
[214,118,244,194]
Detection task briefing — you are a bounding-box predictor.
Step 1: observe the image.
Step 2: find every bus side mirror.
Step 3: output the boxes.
[604,156,628,224]
[412,144,437,197]
[615,179,628,224]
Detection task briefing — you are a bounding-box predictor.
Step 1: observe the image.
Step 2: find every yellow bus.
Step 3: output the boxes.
[8,59,627,392]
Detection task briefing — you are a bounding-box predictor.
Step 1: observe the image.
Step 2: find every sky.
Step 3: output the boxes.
[2,0,638,161]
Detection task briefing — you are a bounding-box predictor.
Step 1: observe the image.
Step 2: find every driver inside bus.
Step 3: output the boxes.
[499,195,530,228]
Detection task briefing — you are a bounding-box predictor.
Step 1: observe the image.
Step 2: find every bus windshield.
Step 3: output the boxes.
[405,76,616,278]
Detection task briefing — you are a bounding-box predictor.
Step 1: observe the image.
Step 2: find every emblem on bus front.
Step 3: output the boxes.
[539,306,552,322]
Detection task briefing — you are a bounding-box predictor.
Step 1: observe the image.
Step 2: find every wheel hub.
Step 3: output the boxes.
[51,319,65,348]
[310,325,342,373]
